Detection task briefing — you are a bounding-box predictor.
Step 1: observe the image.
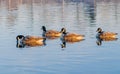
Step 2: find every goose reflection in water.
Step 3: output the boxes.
[60,28,85,48]
[96,28,118,46]
[60,38,85,48]
[96,37,118,46]
[16,35,46,48]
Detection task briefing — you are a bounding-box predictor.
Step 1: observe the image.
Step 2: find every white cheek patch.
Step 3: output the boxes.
[17,37,24,44]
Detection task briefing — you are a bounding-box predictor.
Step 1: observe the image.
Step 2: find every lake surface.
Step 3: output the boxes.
[0,0,120,74]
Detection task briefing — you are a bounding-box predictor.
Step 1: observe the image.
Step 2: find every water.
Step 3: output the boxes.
[0,0,120,74]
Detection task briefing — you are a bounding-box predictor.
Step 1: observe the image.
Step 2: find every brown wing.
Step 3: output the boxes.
[47,30,59,33]
[46,30,61,37]
[100,32,117,38]
[25,36,43,40]
[24,36,44,46]
[101,37,118,41]
[65,33,76,37]
[64,33,84,42]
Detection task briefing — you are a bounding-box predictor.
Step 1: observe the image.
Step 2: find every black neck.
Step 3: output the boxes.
[43,28,46,32]
[42,26,47,32]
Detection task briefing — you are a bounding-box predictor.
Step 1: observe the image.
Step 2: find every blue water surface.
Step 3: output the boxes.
[0,0,120,74]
